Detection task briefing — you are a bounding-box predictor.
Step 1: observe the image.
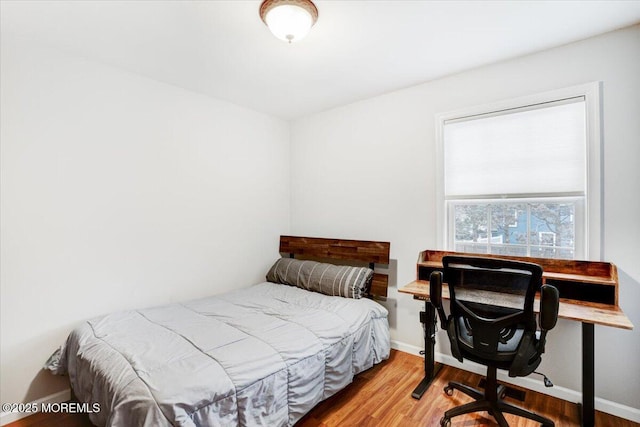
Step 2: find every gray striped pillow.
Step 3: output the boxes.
[266,258,373,299]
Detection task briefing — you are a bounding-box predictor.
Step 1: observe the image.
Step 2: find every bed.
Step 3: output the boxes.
[45,236,391,426]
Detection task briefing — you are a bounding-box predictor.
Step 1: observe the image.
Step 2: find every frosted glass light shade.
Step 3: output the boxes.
[260,0,318,43]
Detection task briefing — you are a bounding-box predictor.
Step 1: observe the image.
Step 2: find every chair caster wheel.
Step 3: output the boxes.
[440,416,451,427]
[444,385,454,396]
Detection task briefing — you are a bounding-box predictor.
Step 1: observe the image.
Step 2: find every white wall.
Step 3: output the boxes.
[0,37,290,411]
[291,24,640,418]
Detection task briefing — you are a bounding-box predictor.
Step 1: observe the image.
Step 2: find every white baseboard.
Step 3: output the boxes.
[0,389,71,426]
[390,340,640,423]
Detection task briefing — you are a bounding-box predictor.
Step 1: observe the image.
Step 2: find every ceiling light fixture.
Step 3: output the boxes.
[259,0,318,43]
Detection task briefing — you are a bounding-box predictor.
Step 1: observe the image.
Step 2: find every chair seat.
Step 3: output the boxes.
[457,318,542,364]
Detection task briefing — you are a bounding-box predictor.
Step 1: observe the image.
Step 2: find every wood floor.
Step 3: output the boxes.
[7,350,638,427]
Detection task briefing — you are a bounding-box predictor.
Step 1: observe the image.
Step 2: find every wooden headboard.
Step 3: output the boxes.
[279,235,391,298]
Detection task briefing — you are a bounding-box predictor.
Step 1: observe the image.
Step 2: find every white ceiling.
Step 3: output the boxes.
[2,0,640,120]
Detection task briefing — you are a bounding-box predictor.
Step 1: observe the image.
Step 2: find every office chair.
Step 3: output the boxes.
[430,255,560,427]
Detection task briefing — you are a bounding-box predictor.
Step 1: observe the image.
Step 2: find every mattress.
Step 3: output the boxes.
[46,282,390,426]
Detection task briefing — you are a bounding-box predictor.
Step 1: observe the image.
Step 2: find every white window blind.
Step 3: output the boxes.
[443,98,586,199]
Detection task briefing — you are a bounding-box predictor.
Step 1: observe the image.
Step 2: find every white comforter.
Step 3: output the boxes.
[46,282,390,426]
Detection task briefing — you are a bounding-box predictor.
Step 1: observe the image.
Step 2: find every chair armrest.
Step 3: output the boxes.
[430,271,448,327]
[540,284,559,331]
[429,271,442,307]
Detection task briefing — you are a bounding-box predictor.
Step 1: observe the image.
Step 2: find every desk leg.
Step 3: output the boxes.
[411,300,442,399]
[581,322,595,427]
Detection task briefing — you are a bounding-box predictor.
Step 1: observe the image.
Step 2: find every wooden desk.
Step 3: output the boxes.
[399,250,633,427]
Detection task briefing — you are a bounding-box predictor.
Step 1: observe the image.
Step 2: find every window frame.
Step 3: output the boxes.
[435,82,602,261]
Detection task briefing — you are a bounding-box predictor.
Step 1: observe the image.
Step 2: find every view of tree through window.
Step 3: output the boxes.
[453,201,576,259]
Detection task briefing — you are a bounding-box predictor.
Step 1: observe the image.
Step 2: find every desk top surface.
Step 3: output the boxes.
[400,280,634,330]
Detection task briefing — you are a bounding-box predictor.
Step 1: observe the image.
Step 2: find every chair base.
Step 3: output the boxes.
[439,367,554,427]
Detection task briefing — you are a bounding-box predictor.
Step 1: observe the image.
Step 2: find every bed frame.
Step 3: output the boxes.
[279,235,391,298]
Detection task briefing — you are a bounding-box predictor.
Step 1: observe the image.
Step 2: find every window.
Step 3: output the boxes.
[436,83,602,260]
[451,200,582,259]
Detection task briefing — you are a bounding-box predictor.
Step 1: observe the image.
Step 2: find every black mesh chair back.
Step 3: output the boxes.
[444,256,541,370]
